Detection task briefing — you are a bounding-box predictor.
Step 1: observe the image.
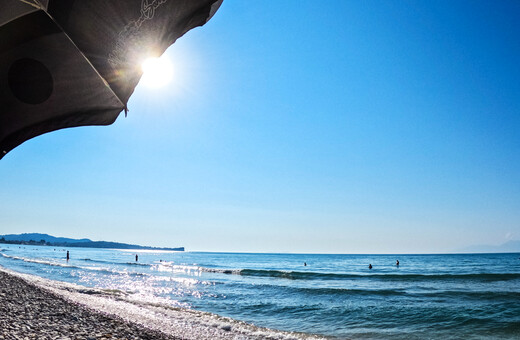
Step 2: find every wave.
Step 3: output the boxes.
[125,262,150,267]
[291,286,520,299]
[421,290,520,300]
[85,266,149,277]
[13,268,324,340]
[5,252,519,284]
[1,253,149,277]
[154,262,241,275]
[83,258,111,263]
[298,286,407,297]
[234,268,520,282]
[83,258,151,267]
[155,262,520,282]
[1,253,78,269]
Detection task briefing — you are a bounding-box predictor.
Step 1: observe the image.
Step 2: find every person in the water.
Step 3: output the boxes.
[66,251,69,261]
[368,264,372,269]
[396,260,399,266]
[135,254,138,262]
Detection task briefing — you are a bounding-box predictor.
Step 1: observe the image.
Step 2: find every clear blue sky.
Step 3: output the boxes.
[1,1,519,253]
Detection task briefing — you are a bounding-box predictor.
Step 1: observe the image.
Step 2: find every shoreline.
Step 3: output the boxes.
[0,266,323,340]
[0,267,174,340]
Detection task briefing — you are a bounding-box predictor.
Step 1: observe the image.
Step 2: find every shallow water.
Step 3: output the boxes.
[1,245,519,339]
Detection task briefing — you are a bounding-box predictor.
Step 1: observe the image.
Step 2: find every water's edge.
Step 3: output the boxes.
[0,265,325,340]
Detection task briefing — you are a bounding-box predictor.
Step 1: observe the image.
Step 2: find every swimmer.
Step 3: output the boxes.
[396,260,399,266]
[304,262,307,266]
[368,264,372,269]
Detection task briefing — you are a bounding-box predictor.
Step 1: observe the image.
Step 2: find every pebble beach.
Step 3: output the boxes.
[0,266,315,340]
[0,269,175,340]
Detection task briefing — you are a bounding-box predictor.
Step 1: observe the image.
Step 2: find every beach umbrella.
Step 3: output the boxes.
[0,0,222,159]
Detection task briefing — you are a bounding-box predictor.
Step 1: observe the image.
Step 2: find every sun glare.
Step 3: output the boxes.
[141,56,173,88]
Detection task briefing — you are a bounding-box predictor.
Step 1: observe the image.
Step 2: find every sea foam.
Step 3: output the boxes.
[0,266,324,340]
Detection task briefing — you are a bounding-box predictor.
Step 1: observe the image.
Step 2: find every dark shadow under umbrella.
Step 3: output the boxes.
[0,0,222,159]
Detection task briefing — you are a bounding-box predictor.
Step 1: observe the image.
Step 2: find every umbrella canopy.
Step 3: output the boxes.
[0,0,222,159]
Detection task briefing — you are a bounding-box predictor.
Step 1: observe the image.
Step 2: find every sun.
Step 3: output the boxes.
[140,56,173,88]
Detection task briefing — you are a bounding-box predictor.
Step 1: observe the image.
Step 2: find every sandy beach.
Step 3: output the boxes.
[0,266,317,340]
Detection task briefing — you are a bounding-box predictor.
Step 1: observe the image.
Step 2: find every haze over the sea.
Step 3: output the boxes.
[1,1,519,254]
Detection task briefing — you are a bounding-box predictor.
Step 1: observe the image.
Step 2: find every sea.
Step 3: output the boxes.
[0,245,519,339]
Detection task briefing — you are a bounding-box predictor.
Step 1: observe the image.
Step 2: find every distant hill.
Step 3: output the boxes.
[0,233,184,251]
[1,233,91,244]
[460,240,520,253]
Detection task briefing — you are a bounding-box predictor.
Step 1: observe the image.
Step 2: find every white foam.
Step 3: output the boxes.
[153,262,242,276]
[0,266,325,340]
[1,253,74,268]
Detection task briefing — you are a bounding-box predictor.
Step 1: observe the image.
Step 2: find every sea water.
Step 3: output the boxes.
[0,245,519,339]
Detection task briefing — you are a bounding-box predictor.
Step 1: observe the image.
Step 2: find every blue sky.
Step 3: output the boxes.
[1,1,519,253]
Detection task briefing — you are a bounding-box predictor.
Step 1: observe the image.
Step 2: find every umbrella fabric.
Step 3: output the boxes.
[0,0,222,159]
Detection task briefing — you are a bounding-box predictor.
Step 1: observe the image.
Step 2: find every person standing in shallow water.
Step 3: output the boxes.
[368,264,372,269]
[135,254,138,262]
[66,251,69,261]
[396,260,399,266]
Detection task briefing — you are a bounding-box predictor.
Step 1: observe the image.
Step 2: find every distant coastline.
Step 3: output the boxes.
[0,233,184,252]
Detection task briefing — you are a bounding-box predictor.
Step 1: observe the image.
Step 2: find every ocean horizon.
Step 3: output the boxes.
[1,244,519,339]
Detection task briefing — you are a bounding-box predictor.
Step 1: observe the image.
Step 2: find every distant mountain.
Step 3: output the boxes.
[0,233,184,251]
[1,233,91,244]
[460,240,520,253]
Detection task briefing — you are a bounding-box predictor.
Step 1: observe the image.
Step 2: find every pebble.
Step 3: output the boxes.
[0,271,177,339]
